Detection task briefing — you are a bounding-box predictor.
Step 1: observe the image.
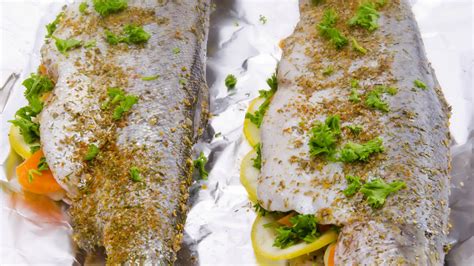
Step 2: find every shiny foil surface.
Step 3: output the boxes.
[0,0,472,265]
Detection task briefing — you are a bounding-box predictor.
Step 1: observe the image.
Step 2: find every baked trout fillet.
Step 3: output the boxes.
[258,0,451,264]
[35,0,209,264]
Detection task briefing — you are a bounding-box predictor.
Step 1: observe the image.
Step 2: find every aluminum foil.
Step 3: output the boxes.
[0,0,472,265]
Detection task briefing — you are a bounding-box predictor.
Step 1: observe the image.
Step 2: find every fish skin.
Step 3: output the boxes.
[258,0,450,265]
[39,0,210,264]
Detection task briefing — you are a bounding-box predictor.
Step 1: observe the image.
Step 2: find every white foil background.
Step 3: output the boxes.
[0,0,472,265]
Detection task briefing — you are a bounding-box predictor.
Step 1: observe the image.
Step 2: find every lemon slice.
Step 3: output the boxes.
[244,97,265,146]
[9,125,36,159]
[251,215,338,261]
[240,149,259,202]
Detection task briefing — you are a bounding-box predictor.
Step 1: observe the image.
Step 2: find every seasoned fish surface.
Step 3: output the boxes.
[258,0,450,264]
[39,0,210,263]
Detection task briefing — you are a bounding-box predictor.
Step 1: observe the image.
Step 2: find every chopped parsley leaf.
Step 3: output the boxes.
[105,24,150,45]
[308,115,341,157]
[102,87,138,120]
[225,74,237,90]
[245,73,278,128]
[37,157,49,171]
[45,12,64,38]
[360,178,406,208]
[365,89,389,112]
[193,152,209,179]
[343,175,362,197]
[93,0,127,16]
[349,88,361,103]
[53,37,82,55]
[351,37,367,54]
[339,137,384,162]
[79,2,89,14]
[253,203,268,216]
[84,40,96,48]
[387,86,398,95]
[259,15,267,24]
[141,74,160,81]
[252,143,262,170]
[172,47,180,54]
[350,79,360,88]
[346,124,363,135]
[322,65,334,76]
[348,2,380,32]
[273,214,320,249]
[129,166,142,182]
[84,144,99,161]
[9,74,54,144]
[414,79,428,90]
[317,9,348,49]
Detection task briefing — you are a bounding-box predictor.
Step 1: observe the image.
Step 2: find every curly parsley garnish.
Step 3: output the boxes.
[346,124,363,135]
[245,73,278,128]
[361,178,406,208]
[273,214,320,249]
[252,143,262,170]
[37,157,50,171]
[351,37,367,54]
[308,115,341,157]
[194,152,209,179]
[349,2,380,32]
[102,87,138,120]
[414,79,428,90]
[343,175,362,197]
[317,9,348,49]
[365,89,389,112]
[84,144,100,161]
[129,166,142,182]
[225,74,237,90]
[339,137,384,162]
[105,24,150,45]
[45,12,64,38]
[79,2,89,14]
[93,0,127,16]
[53,37,82,55]
[8,74,54,144]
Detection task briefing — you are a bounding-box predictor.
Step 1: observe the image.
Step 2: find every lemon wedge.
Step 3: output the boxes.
[244,97,265,146]
[9,125,36,159]
[251,215,338,261]
[240,149,259,202]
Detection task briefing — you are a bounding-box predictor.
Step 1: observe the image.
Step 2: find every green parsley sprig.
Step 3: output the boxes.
[225,74,237,90]
[9,74,54,144]
[348,2,380,32]
[101,87,139,120]
[193,152,209,179]
[251,143,262,170]
[93,0,127,16]
[339,137,384,162]
[308,115,341,157]
[360,178,406,208]
[273,214,320,249]
[105,24,150,45]
[317,9,348,49]
[245,73,278,128]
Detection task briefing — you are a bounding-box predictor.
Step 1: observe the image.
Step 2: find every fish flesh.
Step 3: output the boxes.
[258,0,451,264]
[39,0,210,264]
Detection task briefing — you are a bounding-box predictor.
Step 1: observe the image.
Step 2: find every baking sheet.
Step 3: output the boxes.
[0,0,473,264]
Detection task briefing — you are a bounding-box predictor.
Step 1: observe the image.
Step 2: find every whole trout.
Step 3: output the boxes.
[258,0,451,264]
[39,0,210,263]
